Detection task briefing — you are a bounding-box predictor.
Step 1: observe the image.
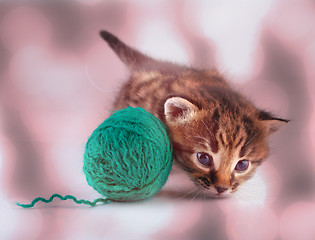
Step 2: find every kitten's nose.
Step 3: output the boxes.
[215,186,228,193]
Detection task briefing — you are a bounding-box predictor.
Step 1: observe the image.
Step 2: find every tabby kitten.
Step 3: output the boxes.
[100,30,288,197]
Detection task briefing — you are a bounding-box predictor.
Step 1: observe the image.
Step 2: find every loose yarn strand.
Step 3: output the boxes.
[16,194,111,208]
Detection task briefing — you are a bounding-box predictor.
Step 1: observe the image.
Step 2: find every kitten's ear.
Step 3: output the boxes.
[164,97,199,124]
[258,111,289,135]
[100,30,155,70]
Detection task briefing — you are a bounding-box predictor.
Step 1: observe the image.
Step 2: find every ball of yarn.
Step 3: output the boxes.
[83,107,173,202]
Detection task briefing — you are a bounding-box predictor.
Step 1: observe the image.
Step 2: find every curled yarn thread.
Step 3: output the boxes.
[17,194,110,208]
[83,107,173,201]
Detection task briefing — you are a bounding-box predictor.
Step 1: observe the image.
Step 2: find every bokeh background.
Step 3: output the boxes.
[0,1,315,239]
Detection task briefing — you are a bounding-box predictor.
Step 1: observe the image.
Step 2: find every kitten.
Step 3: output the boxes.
[100,30,288,197]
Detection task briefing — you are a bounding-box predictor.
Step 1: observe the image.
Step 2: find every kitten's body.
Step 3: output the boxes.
[101,31,288,197]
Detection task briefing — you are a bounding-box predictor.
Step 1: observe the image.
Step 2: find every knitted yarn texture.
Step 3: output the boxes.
[83,107,173,202]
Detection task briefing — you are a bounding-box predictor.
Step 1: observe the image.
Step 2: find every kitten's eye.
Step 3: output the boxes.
[197,152,213,167]
[235,160,249,172]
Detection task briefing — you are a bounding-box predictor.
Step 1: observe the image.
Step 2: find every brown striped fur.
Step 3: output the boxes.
[100,31,288,197]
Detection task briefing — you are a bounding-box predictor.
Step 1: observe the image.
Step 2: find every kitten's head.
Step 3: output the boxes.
[164,92,288,197]
[100,30,289,197]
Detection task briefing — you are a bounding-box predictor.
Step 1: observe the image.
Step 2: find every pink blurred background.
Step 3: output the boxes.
[0,1,315,240]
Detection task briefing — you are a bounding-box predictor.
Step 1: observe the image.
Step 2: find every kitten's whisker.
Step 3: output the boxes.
[231,171,267,205]
[172,188,197,202]
[243,132,258,148]
[191,136,212,146]
[192,190,202,201]
[201,120,216,141]
[85,64,110,93]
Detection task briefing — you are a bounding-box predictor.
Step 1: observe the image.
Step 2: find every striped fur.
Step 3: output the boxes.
[100,31,288,197]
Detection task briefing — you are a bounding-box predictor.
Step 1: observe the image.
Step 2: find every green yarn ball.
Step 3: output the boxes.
[83,107,173,202]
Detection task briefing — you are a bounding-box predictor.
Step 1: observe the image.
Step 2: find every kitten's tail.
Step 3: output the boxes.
[100,30,154,70]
